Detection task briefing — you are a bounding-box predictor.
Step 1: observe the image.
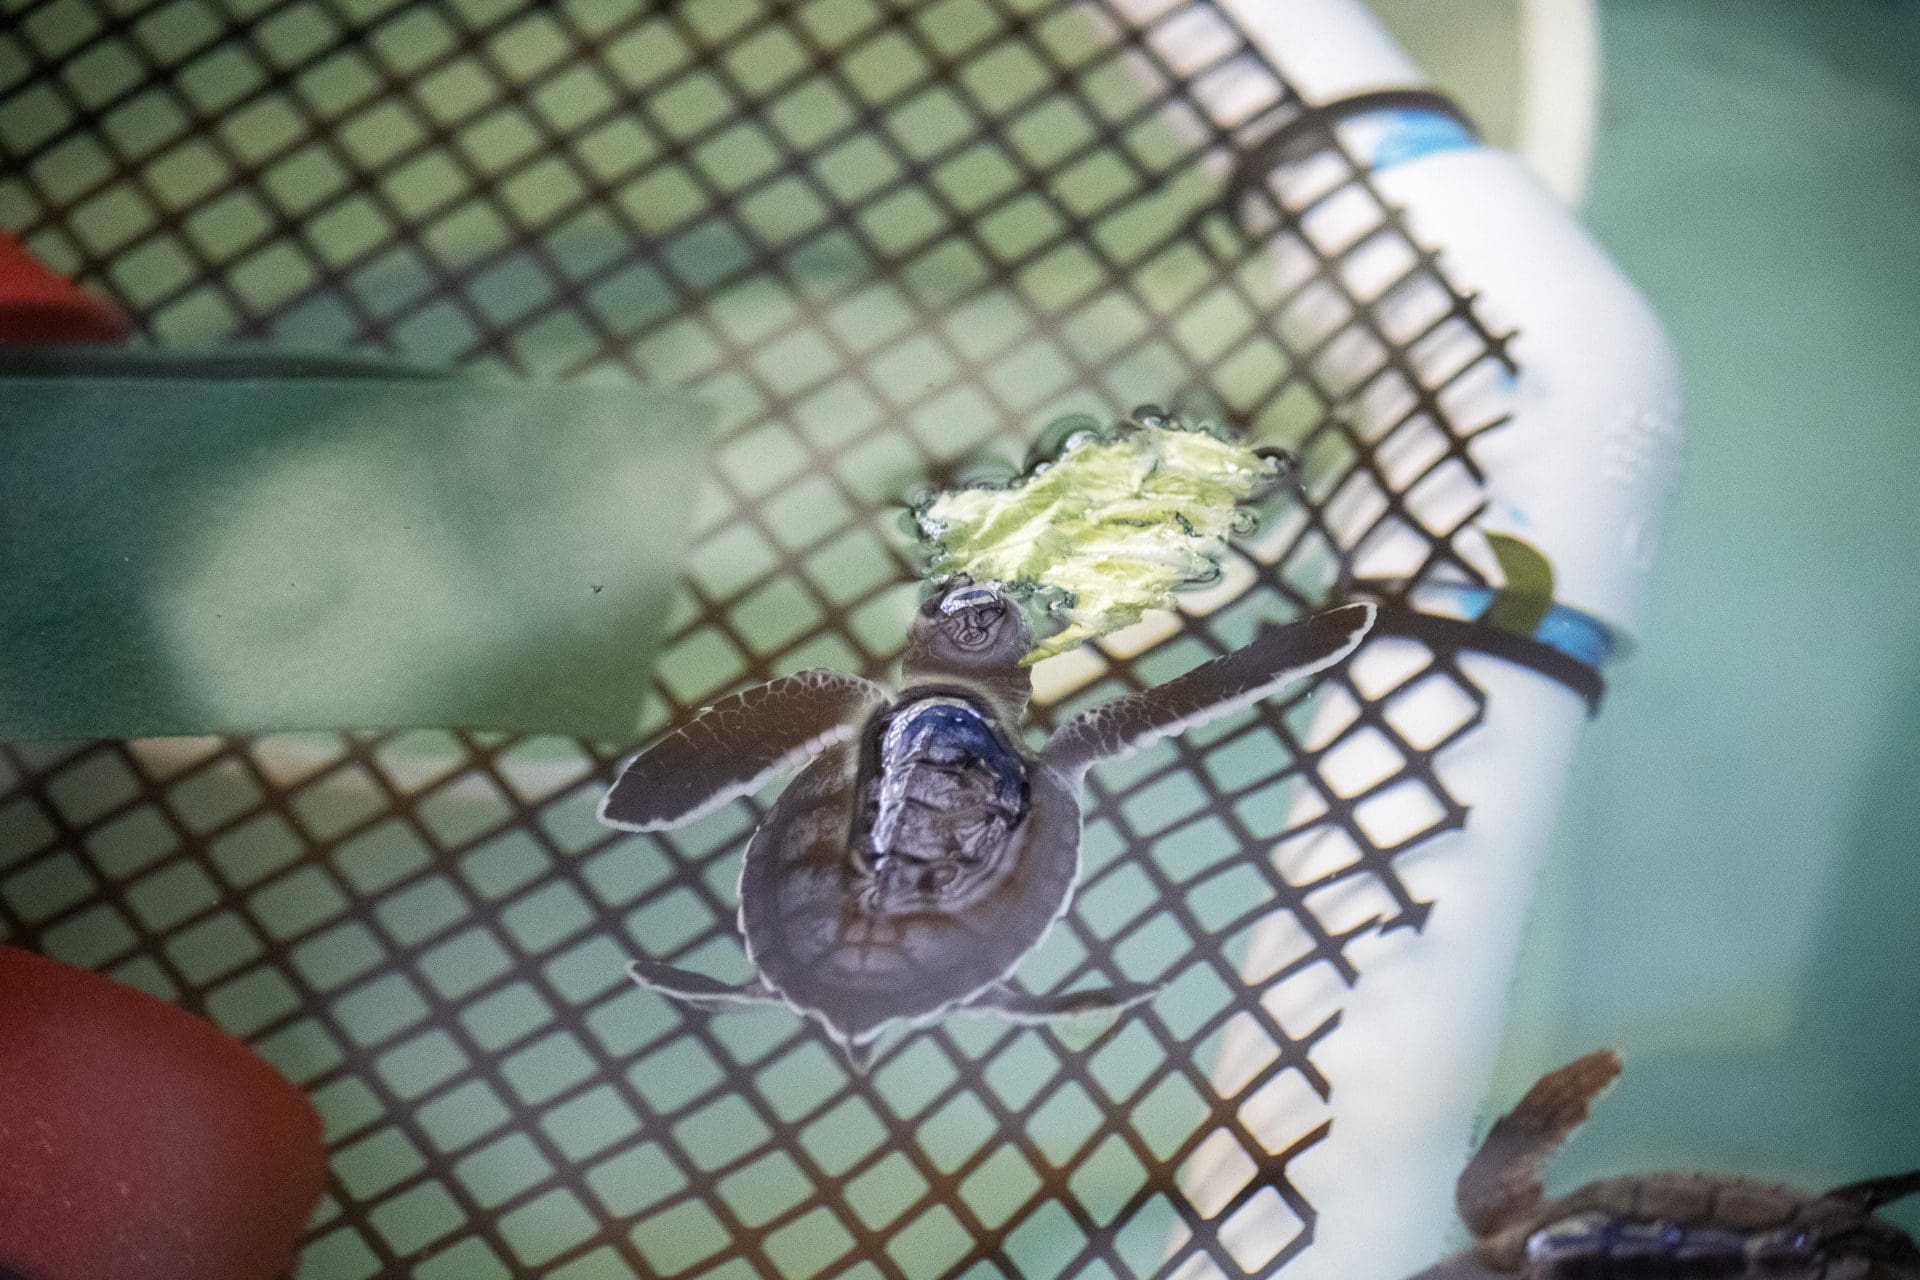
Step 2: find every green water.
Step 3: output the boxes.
[4,0,1916,1270]
[1497,0,1920,1223]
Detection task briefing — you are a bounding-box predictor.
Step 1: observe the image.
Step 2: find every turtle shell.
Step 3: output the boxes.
[1478,1173,1920,1277]
[735,722,1082,1047]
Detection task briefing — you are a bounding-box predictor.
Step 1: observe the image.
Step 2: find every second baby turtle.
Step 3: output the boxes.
[600,581,1374,1067]
[1408,1050,1920,1278]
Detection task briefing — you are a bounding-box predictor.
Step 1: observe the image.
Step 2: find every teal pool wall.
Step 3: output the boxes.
[1495,0,1920,1225]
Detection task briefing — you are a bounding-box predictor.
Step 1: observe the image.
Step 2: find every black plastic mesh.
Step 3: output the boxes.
[0,1,1515,1277]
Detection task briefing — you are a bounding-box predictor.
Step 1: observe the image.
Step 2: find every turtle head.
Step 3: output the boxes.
[903,580,1031,714]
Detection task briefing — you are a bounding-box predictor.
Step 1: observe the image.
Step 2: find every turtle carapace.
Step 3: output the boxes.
[1404,1051,1920,1279]
[599,582,1375,1068]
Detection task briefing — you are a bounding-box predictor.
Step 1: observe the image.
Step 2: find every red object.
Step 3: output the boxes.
[0,947,327,1280]
[0,231,130,342]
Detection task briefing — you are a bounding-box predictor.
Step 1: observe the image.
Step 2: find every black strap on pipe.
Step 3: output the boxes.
[1231,88,1478,191]
[1364,598,1608,716]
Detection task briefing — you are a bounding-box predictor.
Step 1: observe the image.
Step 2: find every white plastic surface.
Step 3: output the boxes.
[1518,0,1601,201]
[1255,656,1591,1279]
[1232,0,1425,101]
[1373,148,1684,636]
[1180,2,1684,1277]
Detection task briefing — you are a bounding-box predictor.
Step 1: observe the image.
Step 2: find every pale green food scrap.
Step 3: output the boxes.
[919,424,1280,661]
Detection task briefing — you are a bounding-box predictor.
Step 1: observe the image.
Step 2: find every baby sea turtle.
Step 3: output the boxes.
[599,581,1375,1068]
[1409,1050,1920,1279]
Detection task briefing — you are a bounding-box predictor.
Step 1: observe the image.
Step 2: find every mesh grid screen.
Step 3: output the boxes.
[0,0,1517,1276]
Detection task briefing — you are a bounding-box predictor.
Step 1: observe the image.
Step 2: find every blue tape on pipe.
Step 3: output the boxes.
[1366,109,1480,171]
[1421,584,1621,668]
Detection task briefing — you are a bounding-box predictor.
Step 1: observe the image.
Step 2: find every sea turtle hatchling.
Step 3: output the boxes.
[599,581,1375,1068]
[1408,1050,1920,1279]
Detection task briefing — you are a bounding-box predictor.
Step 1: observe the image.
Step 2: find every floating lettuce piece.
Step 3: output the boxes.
[918,418,1282,661]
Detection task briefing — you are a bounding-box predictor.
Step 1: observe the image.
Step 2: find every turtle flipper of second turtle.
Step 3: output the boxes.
[1398,1258,1506,1280]
[963,980,1162,1025]
[1039,603,1375,781]
[600,669,887,831]
[1823,1168,1920,1214]
[1456,1050,1624,1240]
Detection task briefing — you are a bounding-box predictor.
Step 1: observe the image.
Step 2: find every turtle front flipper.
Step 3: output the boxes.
[627,958,778,1010]
[1039,603,1375,781]
[600,669,887,831]
[1457,1050,1623,1240]
[962,980,1162,1025]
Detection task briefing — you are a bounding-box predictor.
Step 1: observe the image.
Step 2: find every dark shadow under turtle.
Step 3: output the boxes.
[1405,1051,1920,1279]
[599,581,1375,1068]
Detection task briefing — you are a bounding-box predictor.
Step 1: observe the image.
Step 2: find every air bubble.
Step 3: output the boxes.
[1133,403,1170,430]
[1188,561,1224,587]
[1025,413,1103,470]
[957,460,1018,490]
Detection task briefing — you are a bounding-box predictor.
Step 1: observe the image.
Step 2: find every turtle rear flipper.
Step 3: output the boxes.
[963,980,1161,1025]
[1039,603,1375,781]
[627,959,777,1010]
[839,1035,883,1074]
[600,669,887,830]
[1823,1169,1920,1215]
[1457,1050,1623,1239]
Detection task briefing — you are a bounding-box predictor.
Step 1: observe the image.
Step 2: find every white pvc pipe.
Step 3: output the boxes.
[1273,657,1592,1279]
[1168,2,1683,1276]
